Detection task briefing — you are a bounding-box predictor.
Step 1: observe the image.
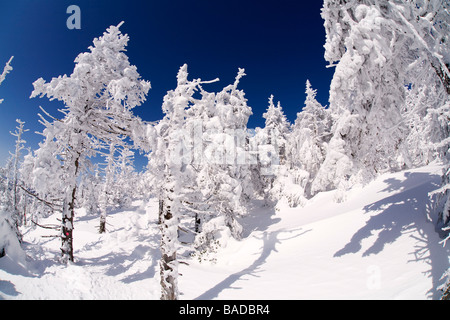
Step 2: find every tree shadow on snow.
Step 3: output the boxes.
[0,280,20,298]
[333,171,449,299]
[239,200,282,238]
[78,238,160,284]
[195,202,310,299]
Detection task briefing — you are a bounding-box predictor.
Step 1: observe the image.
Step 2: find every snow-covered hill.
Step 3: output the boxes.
[0,164,449,299]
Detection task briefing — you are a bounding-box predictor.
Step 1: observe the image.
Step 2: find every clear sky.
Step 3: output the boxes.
[0,0,334,170]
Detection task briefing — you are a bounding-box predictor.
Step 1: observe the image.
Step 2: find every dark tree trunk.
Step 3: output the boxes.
[159,182,178,300]
[442,282,450,300]
[195,213,201,233]
[61,155,80,263]
[432,62,450,95]
[99,215,106,233]
[158,198,164,225]
[61,186,76,263]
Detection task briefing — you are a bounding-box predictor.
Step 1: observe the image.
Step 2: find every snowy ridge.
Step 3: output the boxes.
[1,164,448,299]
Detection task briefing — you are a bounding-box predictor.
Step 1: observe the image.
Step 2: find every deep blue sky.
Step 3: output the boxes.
[0,0,334,170]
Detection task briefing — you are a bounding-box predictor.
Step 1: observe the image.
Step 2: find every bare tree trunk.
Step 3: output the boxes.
[159,177,178,300]
[61,185,76,263]
[158,198,164,225]
[99,143,115,234]
[442,283,450,300]
[194,213,201,233]
[61,154,79,263]
[99,213,106,233]
[432,62,450,95]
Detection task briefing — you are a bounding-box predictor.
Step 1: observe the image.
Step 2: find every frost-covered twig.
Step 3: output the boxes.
[0,56,13,104]
[0,56,13,86]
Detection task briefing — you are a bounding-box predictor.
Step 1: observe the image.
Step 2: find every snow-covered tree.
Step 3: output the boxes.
[8,119,29,234]
[252,95,291,204]
[77,165,101,217]
[99,143,116,233]
[0,56,13,104]
[261,95,290,165]
[403,79,448,167]
[29,22,150,263]
[0,119,29,256]
[114,145,137,207]
[149,64,203,300]
[10,120,29,215]
[98,143,137,227]
[197,68,253,240]
[314,0,449,197]
[428,100,450,242]
[289,80,331,198]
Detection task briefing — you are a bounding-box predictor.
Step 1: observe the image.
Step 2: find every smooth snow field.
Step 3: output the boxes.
[1,164,449,299]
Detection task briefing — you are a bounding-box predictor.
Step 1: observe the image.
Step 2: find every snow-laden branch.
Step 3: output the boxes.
[0,56,13,104]
[0,56,13,86]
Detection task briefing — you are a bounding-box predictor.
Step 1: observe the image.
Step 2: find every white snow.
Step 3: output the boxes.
[1,163,449,300]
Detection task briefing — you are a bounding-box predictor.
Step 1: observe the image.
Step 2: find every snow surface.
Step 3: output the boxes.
[1,164,449,300]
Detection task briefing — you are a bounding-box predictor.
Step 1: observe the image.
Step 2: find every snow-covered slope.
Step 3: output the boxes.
[1,164,449,299]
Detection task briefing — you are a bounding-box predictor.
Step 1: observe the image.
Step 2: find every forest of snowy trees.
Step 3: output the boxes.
[0,0,449,300]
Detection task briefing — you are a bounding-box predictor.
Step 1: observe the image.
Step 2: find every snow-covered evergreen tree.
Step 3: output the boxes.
[261,95,290,165]
[316,1,406,193]
[252,95,291,205]
[0,119,29,258]
[114,145,137,208]
[149,64,202,300]
[77,165,101,217]
[403,78,448,167]
[428,100,450,241]
[29,22,150,263]
[197,68,253,240]
[314,0,449,197]
[8,119,28,235]
[289,80,331,198]
[99,143,116,233]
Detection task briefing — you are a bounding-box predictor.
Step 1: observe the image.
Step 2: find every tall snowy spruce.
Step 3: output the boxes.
[197,68,253,240]
[253,95,291,205]
[8,119,29,235]
[289,80,330,198]
[98,143,116,234]
[149,64,203,300]
[0,119,28,258]
[317,0,449,296]
[29,22,150,263]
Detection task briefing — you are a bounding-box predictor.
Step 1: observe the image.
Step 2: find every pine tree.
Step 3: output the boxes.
[114,145,136,208]
[77,165,101,217]
[0,118,27,257]
[99,143,116,233]
[149,64,202,300]
[261,95,290,166]
[428,100,450,244]
[253,95,291,204]
[29,22,150,263]
[315,0,449,195]
[9,119,29,236]
[198,68,253,240]
[290,80,330,198]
